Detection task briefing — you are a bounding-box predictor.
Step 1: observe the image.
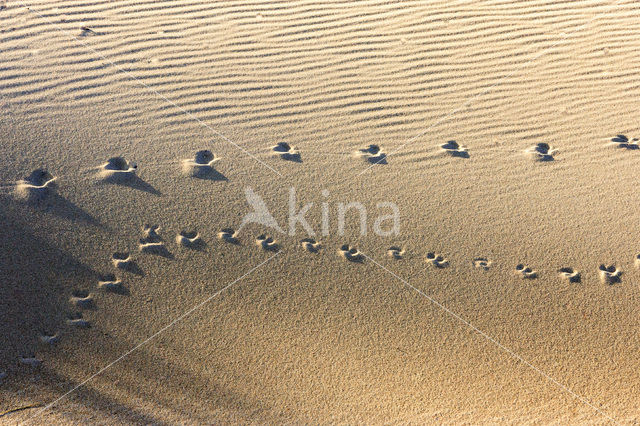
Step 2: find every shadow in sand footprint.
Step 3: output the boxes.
[387,246,405,259]
[526,143,556,161]
[98,273,129,295]
[558,267,581,283]
[426,252,448,268]
[139,225,173,258]
[66,312,90,328]
[440,140,469,158]
[256,234,278,251]
[176,231,206,250]
[356,144,387,164]
[609,134,639,150]
[272,142,302,162]
[339,244,364,262]
[515,264,537,279]
[111,252,143,276]
[8,180,105,228]
[301,238,321,253]
[18,355,41,368]
[473,257,492,270]
[13,169,57,203]
[182,150,227,180]
[599,264,621,284]
[97,157,160,195]
[38,332,60,346]
[218,228,239,244]
[69,290,95,310]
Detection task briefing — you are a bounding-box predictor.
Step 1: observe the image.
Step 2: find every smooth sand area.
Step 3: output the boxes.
[1,0,640,424]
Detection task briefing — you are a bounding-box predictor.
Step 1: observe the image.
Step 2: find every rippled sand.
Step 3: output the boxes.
[1,1,640,423]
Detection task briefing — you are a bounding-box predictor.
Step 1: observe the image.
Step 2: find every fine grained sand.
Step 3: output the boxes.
[2,0,640,424]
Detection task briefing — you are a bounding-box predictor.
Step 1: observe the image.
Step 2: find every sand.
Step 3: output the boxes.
[1,0,640,424]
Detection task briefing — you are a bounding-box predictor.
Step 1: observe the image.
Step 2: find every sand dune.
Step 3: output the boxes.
[2,0,640,424]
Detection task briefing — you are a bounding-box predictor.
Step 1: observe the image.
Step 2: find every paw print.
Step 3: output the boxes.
[426,252,448,268]
[599,264,621,284]
[515,264,537,279]
[440,140,469,158]
[526,143,556,161]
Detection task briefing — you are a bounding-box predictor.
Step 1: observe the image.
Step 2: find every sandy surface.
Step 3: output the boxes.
[1,0,640,424]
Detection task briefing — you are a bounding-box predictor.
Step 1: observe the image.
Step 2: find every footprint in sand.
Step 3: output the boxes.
[176,231,204,249]
[339,244,364,262]
[599,264,622,284]
[440,140,469,158]
[609,134,638,150]
[272,142,301,162]
[18,355,41,368]
[256,234,278,251]
[387,246,405,259]
[301,238,321,253]
[66,312,90,328]
[14,169,57,202]
[473,257,492,270]
[111,252,142,275]
[139,225,172,257]
[526,143,556,161]
[558,267,581,283]
[98,157,137,182]
[356,144,387,164]
[182,150,223,178]
[39,332,60,346]
[426,252,448,268]
[69,290,94,310]
[98,273,126,294]
[218,228,239,244]
[635,254,640,268]
[515,264,537,279]
[112,252,133,270]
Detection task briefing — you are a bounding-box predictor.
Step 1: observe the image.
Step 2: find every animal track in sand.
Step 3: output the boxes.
[609,134,639,149]
[256,234,278,251]
[98,157,137,182]
[426,252,448,268]
[111,252,142,275]
[515,264,537,279]
[599,264,622,284]
[301,238,321,253]
[139,225,172,257]
[635,253,640,268]
[356,144,387,164]
[112,252,131,269]
[339,244,364,262]
[558,267,580,283]
[39,333,59,345]
[526,143,556,161]
[70,290,94,310]
[440,140,469,158]
[98,273,125,293]
[272,142,301,162]
[176,231,204,249]
[473,257,492,270]
[14,169,57,202]
[387,246,405,259]
[182,150,223,178]
[66,312,90,328]
[218,228,239,244]
[18,355,41,368]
